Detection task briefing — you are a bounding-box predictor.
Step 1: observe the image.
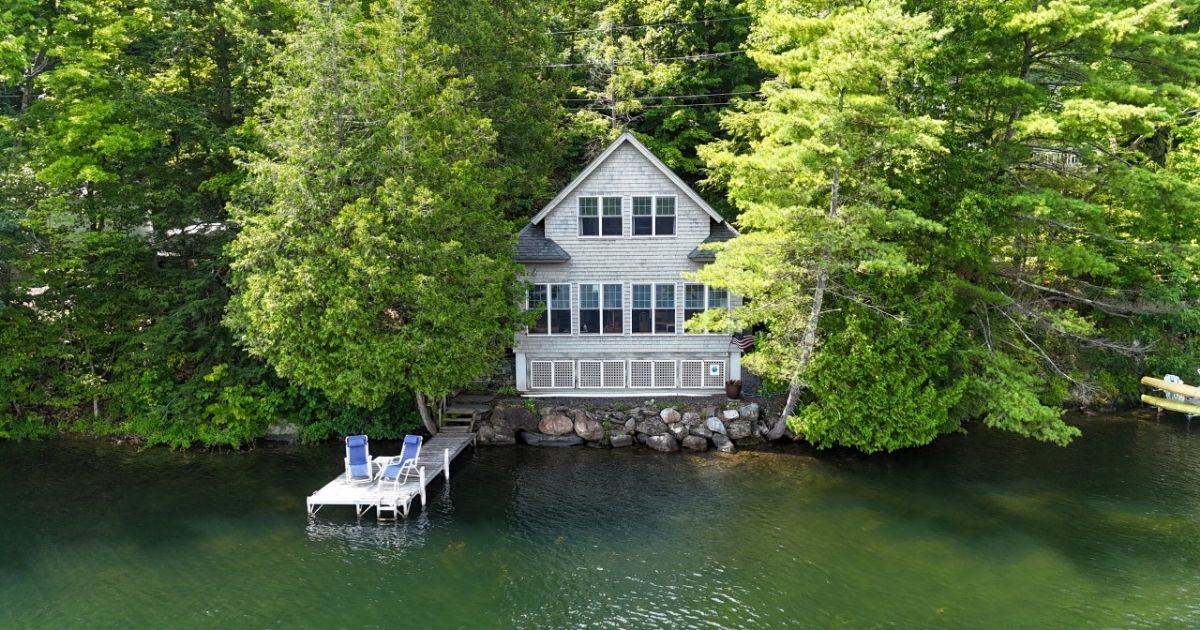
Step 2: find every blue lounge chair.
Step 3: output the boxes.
[377,435,423,490]
[344,435,373,485]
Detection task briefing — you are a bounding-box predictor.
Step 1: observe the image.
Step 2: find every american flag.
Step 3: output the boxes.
[731,332,756,351]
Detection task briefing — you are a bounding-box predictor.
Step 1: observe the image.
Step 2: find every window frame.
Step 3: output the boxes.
[578,282,624,335]
[631,195,677,237]
[526,283,571,335]
[579,196,623,238]
[683,283,730,335]
[631,283,677,335]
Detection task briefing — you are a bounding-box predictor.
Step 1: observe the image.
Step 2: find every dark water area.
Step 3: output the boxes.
[1,412,1198,628]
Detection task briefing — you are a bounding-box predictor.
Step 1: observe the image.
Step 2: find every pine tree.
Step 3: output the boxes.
[692,0,954,441]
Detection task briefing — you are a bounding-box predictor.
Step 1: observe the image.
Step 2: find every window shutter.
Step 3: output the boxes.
[630,360,653,388]
[578,361,602,388]
[552,361,575,388]
[702,360,726,388]
[530,361,553,389]
[602,361,626,388]
[653,360,676,388]
[680,360,703,388]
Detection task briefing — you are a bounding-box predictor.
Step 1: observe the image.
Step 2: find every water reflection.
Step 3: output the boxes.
[1,414,1198,628]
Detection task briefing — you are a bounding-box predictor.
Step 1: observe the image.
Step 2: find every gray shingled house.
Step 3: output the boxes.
[513,131,741,395]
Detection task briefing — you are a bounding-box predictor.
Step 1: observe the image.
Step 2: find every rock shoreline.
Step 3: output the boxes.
[477,400,767,454]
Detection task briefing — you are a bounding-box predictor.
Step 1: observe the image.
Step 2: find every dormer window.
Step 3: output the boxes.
[632,196,675,236]
[579,196,622,237]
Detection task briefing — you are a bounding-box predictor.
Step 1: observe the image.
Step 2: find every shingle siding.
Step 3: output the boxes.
[515,137,739,394]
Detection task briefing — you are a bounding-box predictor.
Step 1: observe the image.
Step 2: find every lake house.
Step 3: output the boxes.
[513,131,742,396]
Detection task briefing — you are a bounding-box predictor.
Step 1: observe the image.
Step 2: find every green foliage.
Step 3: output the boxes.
[225,0,526,410]
[796,285,968,453]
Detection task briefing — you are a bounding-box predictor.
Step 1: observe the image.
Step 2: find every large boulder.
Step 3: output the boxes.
[636,417,670,437]
[722,409,740,421]
[478,423,516,445]
[573,411,604,442]
[660,408,682,425]
[610,434,634,448]
[539,413,575,436]
[264,422,299,443]
[491,403,540,433]
[681,435,708,451]
[737,402,761,422]
[521,432,584,447]
[681,411,701,426]
[689,424,713,439]
[711,433,736,453]
[705,417,726,435]
[645,434,679,452]
[611,410,628,421]
[623,418,637,435]
[726,420,753,440]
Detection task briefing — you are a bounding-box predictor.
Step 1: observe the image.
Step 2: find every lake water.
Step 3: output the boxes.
[1,413,1198,628]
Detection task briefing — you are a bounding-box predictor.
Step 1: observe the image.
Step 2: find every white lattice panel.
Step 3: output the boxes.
[530,361,553,389]
[553,361,575,388]
[653,360,676,388]
[630,361,653,388]
[703,360,726,388]
[680,360,704,388]
[578,360,602,388]
[602,361,626,388]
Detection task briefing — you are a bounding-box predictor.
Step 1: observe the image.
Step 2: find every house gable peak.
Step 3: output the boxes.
[530,131,726,226]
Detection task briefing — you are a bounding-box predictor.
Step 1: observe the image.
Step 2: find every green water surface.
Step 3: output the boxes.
[1,413,1198,628]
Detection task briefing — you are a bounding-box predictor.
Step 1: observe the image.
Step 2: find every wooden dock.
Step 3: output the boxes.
[306,433,476,520]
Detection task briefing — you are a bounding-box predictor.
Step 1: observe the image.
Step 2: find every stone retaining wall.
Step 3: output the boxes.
[477,400,767,453]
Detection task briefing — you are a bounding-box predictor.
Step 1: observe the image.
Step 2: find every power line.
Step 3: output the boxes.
[548,16,751,36]
[569,101,741,111]
[564,90,761,102]
[540,50,746,68]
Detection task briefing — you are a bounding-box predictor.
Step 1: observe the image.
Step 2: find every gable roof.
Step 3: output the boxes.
[530,131,726,225]
[687,221,738,262]
[514,222,570,263]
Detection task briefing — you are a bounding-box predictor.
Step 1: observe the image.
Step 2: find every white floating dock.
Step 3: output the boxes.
[306,433,476,520]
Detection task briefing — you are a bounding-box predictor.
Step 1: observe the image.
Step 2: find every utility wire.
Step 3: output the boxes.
[548,16,751,36]
[564,90,760,102]
[569,101,740,110]
[540,50,746,68]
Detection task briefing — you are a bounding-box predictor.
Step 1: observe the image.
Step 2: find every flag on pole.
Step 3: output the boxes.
[731,332,755,351]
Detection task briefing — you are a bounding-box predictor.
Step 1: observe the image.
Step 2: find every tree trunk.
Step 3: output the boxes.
[415,391,438,435]
[768,266,827,440]
[767,153,841,441]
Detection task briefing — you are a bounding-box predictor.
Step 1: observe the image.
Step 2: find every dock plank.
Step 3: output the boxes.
[306,433,475,519]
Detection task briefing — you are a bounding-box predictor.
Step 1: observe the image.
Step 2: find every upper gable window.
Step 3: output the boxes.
[632,196,675,236]
[579,196,622,237]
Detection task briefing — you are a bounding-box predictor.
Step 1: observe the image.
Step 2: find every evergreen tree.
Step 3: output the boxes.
[693,0,960,445]
[226,0,526,433]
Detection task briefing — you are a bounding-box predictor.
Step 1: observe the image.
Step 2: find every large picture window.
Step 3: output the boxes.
[580,283,623,334]
[684,284,728,333]
[527,284,571,334]
[632,196,675,236]
[580,196,622,237]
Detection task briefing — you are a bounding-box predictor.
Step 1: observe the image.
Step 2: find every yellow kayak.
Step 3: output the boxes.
[1140,376,1200,400]
[1141,394,1200,416]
